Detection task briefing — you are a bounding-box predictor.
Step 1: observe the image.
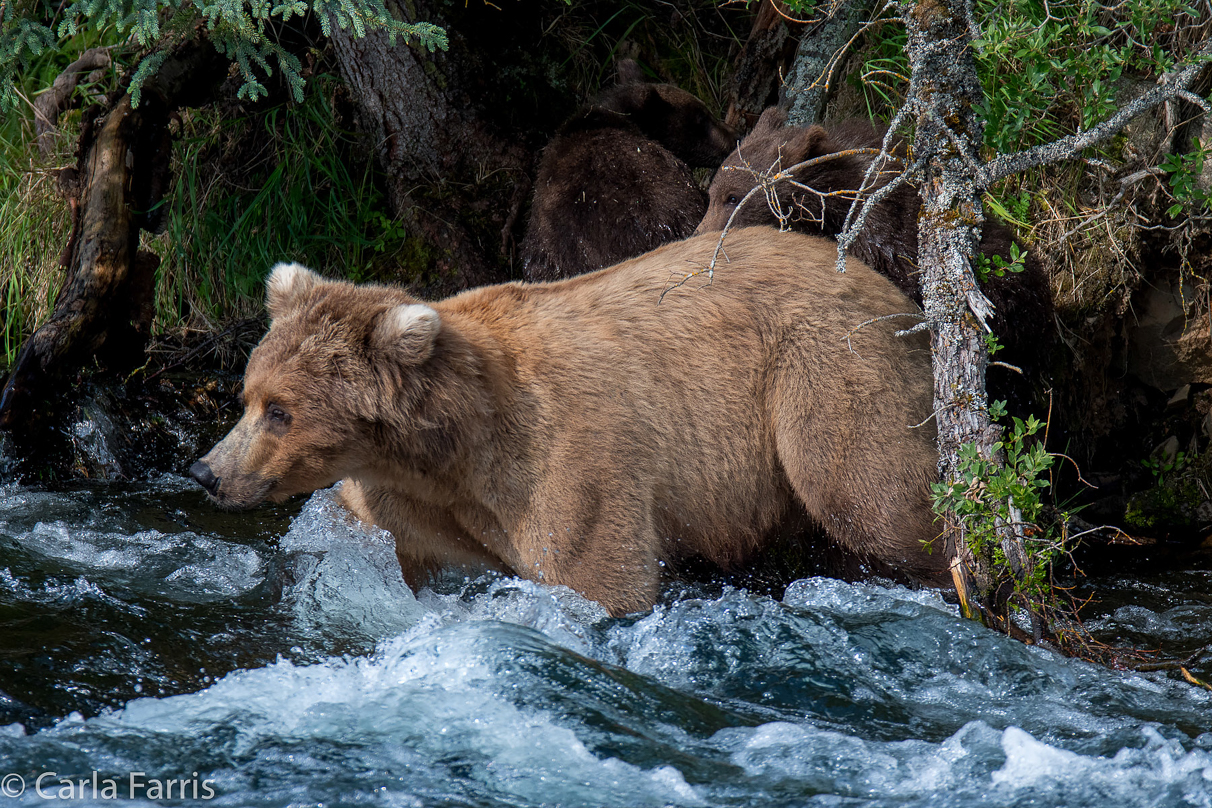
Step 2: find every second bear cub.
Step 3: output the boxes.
[521,60,735,281]
[698,107,1053,365]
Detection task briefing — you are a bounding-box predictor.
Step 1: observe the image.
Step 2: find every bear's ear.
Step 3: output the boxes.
[615,58,645,85]
[374,303,441,365]
[785,124,831,163]
[751,106,787,136]
[267,262,322,320]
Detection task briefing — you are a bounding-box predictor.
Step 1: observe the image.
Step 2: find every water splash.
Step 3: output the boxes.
[2,479,1212,806]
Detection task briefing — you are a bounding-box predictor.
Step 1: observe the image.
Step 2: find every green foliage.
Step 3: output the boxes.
[984,189,1033,228]
[1142,448,1189,481]
[147,76,413,330]
[969,0,1200,152]
[2,0,447,111]
[821,0,1211,222]
[0,0,57,109]
[1126,447,1206,530]
[1160,147,1212,217]
[931,409,1061,605]
[853,24,908,120]
[974,240,1026,283]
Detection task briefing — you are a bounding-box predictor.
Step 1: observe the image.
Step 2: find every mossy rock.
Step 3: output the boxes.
[1124,471,1210,531]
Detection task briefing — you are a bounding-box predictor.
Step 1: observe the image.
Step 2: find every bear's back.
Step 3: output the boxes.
[449,227,933,458]
[520,122,706,282]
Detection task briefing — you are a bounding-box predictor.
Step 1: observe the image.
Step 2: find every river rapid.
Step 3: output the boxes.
[1,473,1211,807]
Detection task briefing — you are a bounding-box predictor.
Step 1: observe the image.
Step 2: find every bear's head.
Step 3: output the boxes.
[190,263,442,509]
[697,108,897,235]
[597,59,737,168]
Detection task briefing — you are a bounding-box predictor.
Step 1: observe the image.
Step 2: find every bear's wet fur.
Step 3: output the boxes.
[520,60,736,282]
[193,229,946,616]
[698,108,1053,366]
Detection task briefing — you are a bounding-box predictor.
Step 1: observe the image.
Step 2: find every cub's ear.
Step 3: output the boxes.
[752,106,787,136]
[615,58,645,85]
[374,303,441,365]
[786,124,831,163]
[266,262,322,320]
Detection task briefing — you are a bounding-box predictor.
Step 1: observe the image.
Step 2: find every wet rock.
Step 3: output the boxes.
[2,373,242,483]
[1167,383,1191,409]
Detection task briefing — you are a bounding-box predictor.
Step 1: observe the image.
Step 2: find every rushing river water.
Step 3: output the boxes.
[1,472,1211,807]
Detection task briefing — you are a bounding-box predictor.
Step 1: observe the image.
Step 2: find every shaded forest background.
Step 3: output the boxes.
[3,0,1212,558]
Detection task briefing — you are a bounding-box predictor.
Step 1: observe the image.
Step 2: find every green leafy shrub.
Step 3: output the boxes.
[930,406,1062,610]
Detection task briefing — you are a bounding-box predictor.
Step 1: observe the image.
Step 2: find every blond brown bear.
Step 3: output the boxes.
[191,228,944,615]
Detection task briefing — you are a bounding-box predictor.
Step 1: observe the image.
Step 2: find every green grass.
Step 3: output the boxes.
[147,76,409,335]
[1,57,410,368]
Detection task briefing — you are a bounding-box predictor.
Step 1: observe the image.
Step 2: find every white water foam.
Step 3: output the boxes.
[4,482,1212,807]
[34,623,704,807]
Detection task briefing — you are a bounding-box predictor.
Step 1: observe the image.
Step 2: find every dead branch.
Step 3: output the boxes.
[841,311,926,355]
[715,146,881,270]
[33,47,111,158]
[0,35,227,435]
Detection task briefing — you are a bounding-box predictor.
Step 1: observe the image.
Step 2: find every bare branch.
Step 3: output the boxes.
[841,311,926,354]
[979,43,1212,186]
[835,94,922,273]
[1177,89,1212,113]
[1059,167,1165,241]
[894,320,932,336]
[683,146,884,292]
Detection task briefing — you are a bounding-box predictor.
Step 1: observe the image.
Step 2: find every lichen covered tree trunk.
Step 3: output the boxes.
[783,0,871,127]
[898,0,1006,620]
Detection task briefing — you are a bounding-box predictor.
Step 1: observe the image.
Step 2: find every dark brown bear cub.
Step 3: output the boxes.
[192,229,946,616]
[698,107,1052,365]
[520,60,736,281]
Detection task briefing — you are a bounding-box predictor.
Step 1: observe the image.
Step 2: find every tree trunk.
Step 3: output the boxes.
[0,34,226,437]
[899,0,1006,622]
[782,0,872,126]
[328,0,565,294]
[726,0,805,132]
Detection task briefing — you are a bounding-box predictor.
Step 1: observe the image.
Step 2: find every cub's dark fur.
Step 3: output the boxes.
[521,61,735,281]
[699,108,1053,365]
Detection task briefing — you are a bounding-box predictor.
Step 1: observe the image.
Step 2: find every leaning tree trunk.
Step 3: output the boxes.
[328,0,567,294]
[726,0,805,132]
[0,33,226,439]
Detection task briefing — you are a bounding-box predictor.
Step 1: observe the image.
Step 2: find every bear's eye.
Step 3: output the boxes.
[725,194,739,206]
[265,403,291,425]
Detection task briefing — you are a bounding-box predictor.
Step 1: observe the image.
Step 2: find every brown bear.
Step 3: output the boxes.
[520,60,736,282]
[190,228,945,616]
[698,108,1053,367]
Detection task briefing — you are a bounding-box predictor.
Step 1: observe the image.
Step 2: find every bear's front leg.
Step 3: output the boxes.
[513,495,662,616]
[338,479,507,589]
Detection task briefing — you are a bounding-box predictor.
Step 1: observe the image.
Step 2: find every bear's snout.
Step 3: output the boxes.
[189,460,220,495]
